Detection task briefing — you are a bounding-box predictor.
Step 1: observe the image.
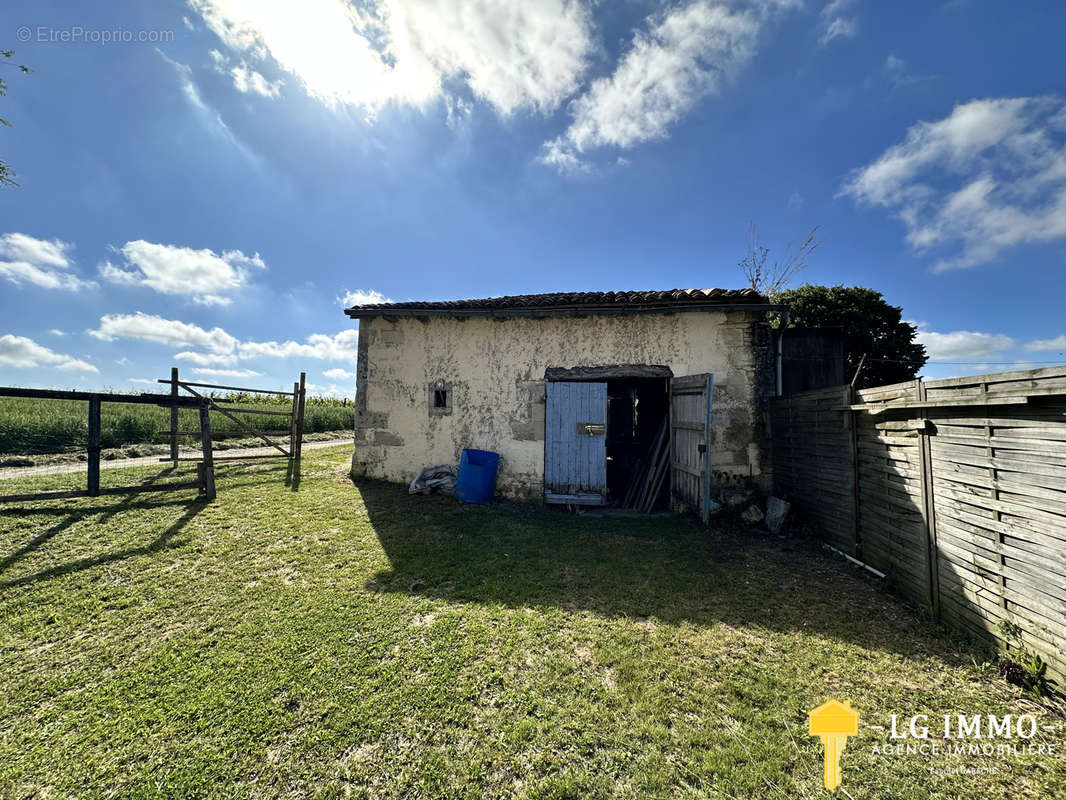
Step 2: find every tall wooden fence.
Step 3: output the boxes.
[772,366,1066,683]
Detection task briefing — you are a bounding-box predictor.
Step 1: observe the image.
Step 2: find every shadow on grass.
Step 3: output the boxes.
[0,460,304,590]
[0,467,207,589]
[285,457,301,491]
[357,477,970,665]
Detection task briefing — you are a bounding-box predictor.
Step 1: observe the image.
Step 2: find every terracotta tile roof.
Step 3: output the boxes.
[345,288,769,317]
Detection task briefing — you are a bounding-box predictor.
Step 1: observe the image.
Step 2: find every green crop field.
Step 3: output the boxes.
[0,393,354,454]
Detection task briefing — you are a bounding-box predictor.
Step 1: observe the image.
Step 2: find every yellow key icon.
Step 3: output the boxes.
[808,700,859,790]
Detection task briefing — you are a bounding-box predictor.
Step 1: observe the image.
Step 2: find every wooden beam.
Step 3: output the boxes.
[289,380,300,462]
[177,381,289,456]
[295,372,306,462]
[845,396,1031,412]
[155,377,294,396]
[169,367,179,465]
[702,373,713,524]
[87,395,101,497]
[215,408,293,417]
[164,454,289,462]
[0,386,215,406]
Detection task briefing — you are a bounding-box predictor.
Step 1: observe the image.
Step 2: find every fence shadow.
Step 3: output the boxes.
[0,468,208,589]
[356,478,971,666]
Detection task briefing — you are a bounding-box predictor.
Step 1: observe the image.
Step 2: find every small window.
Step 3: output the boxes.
[428,381,453,416]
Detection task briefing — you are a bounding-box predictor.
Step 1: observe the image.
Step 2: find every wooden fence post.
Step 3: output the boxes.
[87,395,101,496]
[916,379,940,621]
[289,380,300,459]
[198,399,216,500]
[846,384,861,558]
[170,367,179,465]
[295,371,306,462]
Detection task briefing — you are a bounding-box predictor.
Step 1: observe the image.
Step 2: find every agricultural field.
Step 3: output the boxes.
[0,393,354,455]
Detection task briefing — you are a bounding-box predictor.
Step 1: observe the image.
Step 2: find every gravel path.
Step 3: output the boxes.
[0,439,352,482]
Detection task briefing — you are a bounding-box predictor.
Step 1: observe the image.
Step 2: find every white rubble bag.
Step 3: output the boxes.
[408,464,458,495]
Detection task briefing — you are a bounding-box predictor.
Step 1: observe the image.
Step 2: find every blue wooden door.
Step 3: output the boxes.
[544,381,607,504]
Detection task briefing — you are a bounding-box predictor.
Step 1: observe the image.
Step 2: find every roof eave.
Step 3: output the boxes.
[344,302,782,320]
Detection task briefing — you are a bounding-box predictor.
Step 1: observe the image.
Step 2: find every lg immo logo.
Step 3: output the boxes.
[807,699,1059,792]
[871,712,1057,757]
[809,700,859,790]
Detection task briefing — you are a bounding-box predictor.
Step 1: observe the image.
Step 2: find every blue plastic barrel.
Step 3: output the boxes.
[455,448,499,504]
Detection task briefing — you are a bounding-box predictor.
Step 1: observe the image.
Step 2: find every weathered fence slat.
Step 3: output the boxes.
[772,364,1066,684]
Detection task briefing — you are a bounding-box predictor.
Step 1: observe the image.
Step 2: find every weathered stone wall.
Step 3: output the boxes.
[351,311,774,499]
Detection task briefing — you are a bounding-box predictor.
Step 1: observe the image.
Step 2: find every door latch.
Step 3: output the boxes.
[577,422,606,436]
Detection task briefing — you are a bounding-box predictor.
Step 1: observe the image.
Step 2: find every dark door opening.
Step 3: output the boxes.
[605,377,670,510]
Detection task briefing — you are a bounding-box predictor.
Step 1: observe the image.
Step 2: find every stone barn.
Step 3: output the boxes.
[345,289,778,517]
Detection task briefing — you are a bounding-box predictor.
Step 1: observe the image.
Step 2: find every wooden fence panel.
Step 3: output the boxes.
[853,380,932,609]
[771,366,1066,685]
[925,388,1066,683]
[771,385,857,554]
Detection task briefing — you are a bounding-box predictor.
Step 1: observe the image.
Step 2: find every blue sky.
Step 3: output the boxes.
[2,0,1065,395]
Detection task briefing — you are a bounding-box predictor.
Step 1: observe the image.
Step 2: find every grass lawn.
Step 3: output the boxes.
[1,447,1063,799]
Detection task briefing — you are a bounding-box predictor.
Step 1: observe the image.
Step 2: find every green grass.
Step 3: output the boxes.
[1,448,1063,799]
[0,394,354,454]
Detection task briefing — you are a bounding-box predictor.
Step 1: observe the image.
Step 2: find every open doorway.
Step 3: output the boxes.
[543,366,672,511]
[605,377,670,509]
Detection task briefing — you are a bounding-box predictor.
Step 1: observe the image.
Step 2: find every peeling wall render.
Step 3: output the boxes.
[351,311,773,499]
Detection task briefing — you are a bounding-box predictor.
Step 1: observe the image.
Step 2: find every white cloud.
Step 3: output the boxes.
[540,138,593,175]
[323,367,356,380]
[540,0,770,172]
[0,233,96,291]
[188,0,594,117]
[192,367,263,377]
[304,381,354,399]
[230,64,283,97]
[915,327,1016,360]
[819,16,856,45]
[818,0,857,46]
[339,288,392,307]
[99,240,266,305]
[210,48,283,98]
[1026,335,1066,352]
[0,334,98,372]
[89,313,359,362]
[90,313,239,353]
[49,328,65,336]
[236,330,359,361]
[841,96,1066,270]
[175,350,240,366]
